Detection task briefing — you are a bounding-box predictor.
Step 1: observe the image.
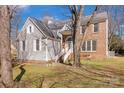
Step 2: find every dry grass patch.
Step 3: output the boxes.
[13,57,124,88]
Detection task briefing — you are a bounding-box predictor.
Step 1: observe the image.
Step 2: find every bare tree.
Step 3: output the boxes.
[69,5,100,67]
[11,12,22,61]
[69,5,84,67]
[97,5,124,51]
[0,5,14,87]
[0,5,22,87]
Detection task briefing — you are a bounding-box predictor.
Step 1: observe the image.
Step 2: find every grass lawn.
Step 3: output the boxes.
[13,57,124,88]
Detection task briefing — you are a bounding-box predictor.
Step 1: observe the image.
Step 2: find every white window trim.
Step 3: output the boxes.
[20,40,26,51]
[27,24,34,34]
[33,38,41,52]
[91,40,93,51]
[39,38,42,51]
[20,41,22,51]
[81,40,97,52]
[33,39,36,51]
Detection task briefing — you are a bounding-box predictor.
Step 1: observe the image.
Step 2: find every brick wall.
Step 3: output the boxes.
[80,20,108,59]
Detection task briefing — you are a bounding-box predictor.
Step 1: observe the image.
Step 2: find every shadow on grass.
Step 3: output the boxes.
[61,62,72,66]
[68,69,124,87]
[94,66,124,76]
[14,65,26,82]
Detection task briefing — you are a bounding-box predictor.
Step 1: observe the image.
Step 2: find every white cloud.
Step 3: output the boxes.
[17,5,30,10]
[19,5,29,8]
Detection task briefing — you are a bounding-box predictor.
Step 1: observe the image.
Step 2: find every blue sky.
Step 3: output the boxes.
[19,5,96,29]
[18,5,124,37]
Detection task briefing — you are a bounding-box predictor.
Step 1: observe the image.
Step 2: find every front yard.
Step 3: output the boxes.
[13,57,124,88]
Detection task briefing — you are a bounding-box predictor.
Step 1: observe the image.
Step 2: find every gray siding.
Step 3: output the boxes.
[18,18,60,61]
[47,39,61,60]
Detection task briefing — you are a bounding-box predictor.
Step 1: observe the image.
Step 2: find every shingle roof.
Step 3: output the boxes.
[81,12,108,25]
[47,23,64,30]
[60,12,108,33]
[18,12,108,40]
[29,17,55,39]
[30,12,108,37]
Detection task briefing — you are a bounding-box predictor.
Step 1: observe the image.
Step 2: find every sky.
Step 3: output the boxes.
[19,5,96,30]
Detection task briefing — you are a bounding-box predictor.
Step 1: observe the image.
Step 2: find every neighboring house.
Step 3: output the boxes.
[59,12,108,61]
[17,12,108,62]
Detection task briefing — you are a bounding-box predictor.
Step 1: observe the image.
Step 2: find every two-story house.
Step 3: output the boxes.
[60,12,108,60]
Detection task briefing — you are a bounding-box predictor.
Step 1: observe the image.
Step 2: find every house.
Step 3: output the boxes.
[59,12,108,60]
[17,12,108,62]
[17,17,61,61]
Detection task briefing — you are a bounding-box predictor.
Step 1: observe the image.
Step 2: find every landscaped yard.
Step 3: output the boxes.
[13,57,124,88]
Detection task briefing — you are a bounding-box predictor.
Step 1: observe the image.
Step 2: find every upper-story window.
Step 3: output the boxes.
[29,26,32,33]
[27,24,34,34]
[80,25,85,34]
[94,23,99,32]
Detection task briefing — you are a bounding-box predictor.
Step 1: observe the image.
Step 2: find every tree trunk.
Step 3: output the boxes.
[0,6,14,87]
[69,6,83,68]
[73,19,82,67]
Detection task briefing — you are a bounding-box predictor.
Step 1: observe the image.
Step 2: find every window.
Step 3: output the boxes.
[22,40,25,51]
[36,39,40,51]
[94,23,99,32]
[82,25,85,33]
[92,40,97,51]
[29,26,32,33]
[80,25,85,34]
[33,39,41,51]
[81,40,97,52]
[27,25,33,34]
[87,40,91,51]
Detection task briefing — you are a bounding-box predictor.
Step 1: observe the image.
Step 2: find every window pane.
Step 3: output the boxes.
[87,41,91,51]
[82,26,85,33]
[94,23,98,32]
[29,26,32,33]
[92,40,96,51]
[82,41,86,51]
[22,41,25,51]
[36,39,39,51]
